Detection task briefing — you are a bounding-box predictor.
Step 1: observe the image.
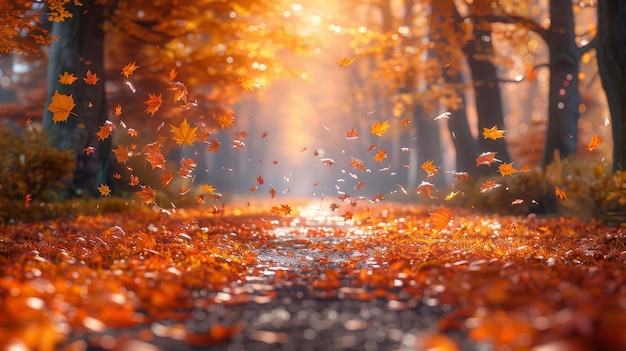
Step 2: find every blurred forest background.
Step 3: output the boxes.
[1,0,625,221]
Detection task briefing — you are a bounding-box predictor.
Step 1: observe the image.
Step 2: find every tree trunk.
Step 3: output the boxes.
[541,0,581,167]
[597,0,626,172]
[462,3,511,164]
[43,0,110,198]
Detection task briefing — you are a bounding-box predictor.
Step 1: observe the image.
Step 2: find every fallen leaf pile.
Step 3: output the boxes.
[2,201,626,350]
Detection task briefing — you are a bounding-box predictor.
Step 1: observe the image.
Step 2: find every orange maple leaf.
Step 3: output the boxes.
[98,184,111,196]
[206,138,221,152]
[400,117,411,127]
[498,162,517,176]
[143,143,166,169]
[168,81,188,103]
[586,133,603,151]
[202,184,216,194]
[482,125,506,140]
[451,172,470,182]
[421,160,437,176]
[95,121,115,140]
[136,186,156,205]
[236,76,257,91]
[83,70,99,85]
[129,174,139,186]
[48,91,76,123]
[171,118,199,146]
[555,187,568,200]
[214,112,236,129]
[84,146,95,155]
[480,180,501,193]
[58,71,78,85]
[346,128,359,139]
[112,172,122,179]
[370,120,390,136]
[113,144,131,164]
[169,68,178,81]
[415,181,436,198]
[430,205,452,231]
[269,185,277,199]
[121,62,139,78]
[337,57,355,67]
[161,171,173,186]
[114,104,122,116]
[256,176,264,185]
[475,152,501,167]
[25,193,32,208]
[350,157,366,172]
[373,150,387,163]
[144,93,162,116]
[342,210,353,220]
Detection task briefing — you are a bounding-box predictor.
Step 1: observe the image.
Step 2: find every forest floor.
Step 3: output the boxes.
[1,199,626,351]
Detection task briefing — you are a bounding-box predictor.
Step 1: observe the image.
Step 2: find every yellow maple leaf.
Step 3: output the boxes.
[586,133,603,152]
[236,76,257,91]
[144,93,162,116]
[498,162,517,176]
[98,184,111,196]
[171,118,199,146]
[121,61,139,78]
[48,90,76,123]
[338,57,355,67]
[482,125,506,140]
[370,119,390,136]
[58,71,78,85]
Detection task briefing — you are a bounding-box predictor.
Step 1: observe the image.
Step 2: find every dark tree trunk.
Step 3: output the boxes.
[43,0,110,198]
[541,0,581,167]
[462,3,511,163]
[597,0,626,172]
[444,74,479,173]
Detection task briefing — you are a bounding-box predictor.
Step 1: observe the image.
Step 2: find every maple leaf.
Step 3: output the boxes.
[112,172,122,179]
[84,146,95,155]
[421,160,437,176]
[115,104,122,116]
[498,162,517,176]
[586,133,603,151]
[168,81,188,103]
[144,93,163,116]
[127,128,137,137]
[482,125,506,140]
[161,171,174,186]
[214,112,236,129]
[129,175,139,186]
[337,57,355,67]
[58,71,78,85]
[280,204,292,215]
[400,117,411,127]
[202,184,216,194]
[350,157,366,172]
[480,180,501,193]
[451,172,470,182]
[476,152,501,167]
[144,147,166,169]
[83,70,99,85]
[366,144,379,152]
[416,181,436,198]
[236,76,257,90]
[269,185,277,199]
[430,205,452,231]
[555,187,568,200]
[321,158,335,166]
[171,118,199,146]
[342,210,353,221]
[48,91,76,123]
[113,144,131,163]
[95,121,115,140]
[370,119,390,136]
[346,128,359,139]
[98,184,111,196]
[257,176,264,185]
[25,193,32,208]
[444,191,460,201]
[169,68,178,81]
[136,186,157,205]
[373,150,388,163]
[121,61,139,78]
[206,138,221,152]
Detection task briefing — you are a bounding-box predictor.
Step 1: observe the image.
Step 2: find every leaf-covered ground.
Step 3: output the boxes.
[1,200,626,351]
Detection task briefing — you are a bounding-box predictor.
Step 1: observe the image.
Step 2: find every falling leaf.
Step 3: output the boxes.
[476,152,501,167]
[451,172,470,182]
[48,91,76,123]
[498,162,518,176]
[171,118,199,146]
[280,204,292,215]
[269,185,277,199]
[416,181,436,198]
[433,112,451,121]
[555,187,568,200]
[525,63,538,82]
[95,121,115,140]
[121,62,139,78]
[370,120,390,136]
[430,205,452,231]
[511,199,524,205]
[113,144,131,164]
[202,184,216,194]
[346,128,359,139]
[482,125,506,140]
[236,76,257,90]
[98,184,111,196]
[129,175,139,186]
[169,68,178,81]
[444,191,460,200]
[58,71,78,85]
[136,186,157,205]
[400,117,411,127]
[342,210,353,220]
[127,128,137,137]
[84,146,95,155]
[256,176,264,185]
[586,133,603,151]
[421,160,437,176]
[366,144,379,152]
[25,193,32,208]
[350,157,366,172]
[83,70,99,85]
[144,93,163,116]
[338,57,355,67]
[168,81,188,103]
[321,158,335,166]
[112,172,122,179]
[115,104,122,116]
[214,112,236,129]
[25,118,32,126]
[161,171,173,186]
[373,150,387,163]
[207,138,221,152]
[480,180,501,193]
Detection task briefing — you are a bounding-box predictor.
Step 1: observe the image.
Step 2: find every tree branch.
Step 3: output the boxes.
[481,14,549,43]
